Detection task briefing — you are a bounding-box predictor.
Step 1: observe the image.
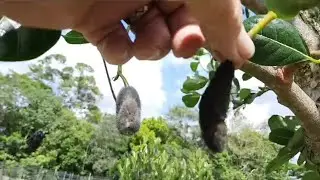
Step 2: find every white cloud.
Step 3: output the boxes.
[0,37,166,119]
[241,103,272,126]
[0,36,295,125]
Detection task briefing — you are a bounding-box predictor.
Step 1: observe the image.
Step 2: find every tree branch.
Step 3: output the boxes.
[205,44,320,152]
[240,62,320,145]
[241,0,268,14]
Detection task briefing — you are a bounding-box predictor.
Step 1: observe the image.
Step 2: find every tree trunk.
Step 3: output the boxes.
[223,0,320,162]
[293,8,320,111]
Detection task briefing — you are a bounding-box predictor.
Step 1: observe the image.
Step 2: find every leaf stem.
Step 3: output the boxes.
[248,11,278,38]
[308,57,320,64]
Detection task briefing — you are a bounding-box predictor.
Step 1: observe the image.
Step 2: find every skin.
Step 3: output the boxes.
[0,0,255,69]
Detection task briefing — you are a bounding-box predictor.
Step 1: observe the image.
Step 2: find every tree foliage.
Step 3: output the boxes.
[1,1,320,179]
[0,55,304,179]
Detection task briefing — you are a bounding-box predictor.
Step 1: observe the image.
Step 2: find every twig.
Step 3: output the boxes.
[101,55,117,102]
[240,62,320,144]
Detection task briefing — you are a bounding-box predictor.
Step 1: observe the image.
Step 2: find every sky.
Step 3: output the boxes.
[0,9,295,129]
[0,35,294,128]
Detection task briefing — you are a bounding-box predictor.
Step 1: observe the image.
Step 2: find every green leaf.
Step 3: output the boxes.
[243,15,310,66]
[239,88,251,100]
[190,62,199,72]
[269,128,294,145]
[182,92,201,108]
[244,93,259,104]
[266,147,301,173]
[287,127,304,151]
[62,30,89,44]
[302,171,320,180]
[242,73,252,81]
[268,115,287,131]
[180,88,191,94]
[182,75,208,91]
[268,115,301,132]
[283,116,301,131]
[196,48,206,56]
[0,27,61,61]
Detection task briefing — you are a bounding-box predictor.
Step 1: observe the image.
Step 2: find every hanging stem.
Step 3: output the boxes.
[101,55,117,102]
[116,65,129,87]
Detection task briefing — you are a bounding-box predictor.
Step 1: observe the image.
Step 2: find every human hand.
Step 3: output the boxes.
[187,0,255,69]
[0,0,255,69]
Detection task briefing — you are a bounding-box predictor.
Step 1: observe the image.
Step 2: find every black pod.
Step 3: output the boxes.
[198,60,235,153]
[115,86,141,135]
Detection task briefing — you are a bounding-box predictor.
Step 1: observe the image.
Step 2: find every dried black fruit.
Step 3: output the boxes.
[116,86,141,135]
[199,60,235,153]
[27,130,46,152]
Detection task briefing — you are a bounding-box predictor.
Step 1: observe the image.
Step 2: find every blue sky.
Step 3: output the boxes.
[0,9,295,129]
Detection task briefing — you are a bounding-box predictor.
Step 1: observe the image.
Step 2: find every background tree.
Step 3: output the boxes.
[27,54,103,123]
[0,55,305,179]
[1,1,320,178]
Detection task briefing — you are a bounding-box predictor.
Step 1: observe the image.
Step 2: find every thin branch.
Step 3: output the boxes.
[240,62,320,144]
[101,55,117,103]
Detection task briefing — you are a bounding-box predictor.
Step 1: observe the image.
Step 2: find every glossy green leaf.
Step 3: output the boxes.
[266,147,301,173]
[190,62,199,72]
[243,15,310,66]
[0,27,61,61]
[269,128,294,145]
[182,92,201,108]
[182,75,208,91]
[180,88,191,94]
[302,171,320,180]
[239,88,251,100]
[287,127,304,150]
[283,116,301,130]
[242,73,252,81]
[268,115,301,132]
[268,115,287,131]
[62,30,89,44]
